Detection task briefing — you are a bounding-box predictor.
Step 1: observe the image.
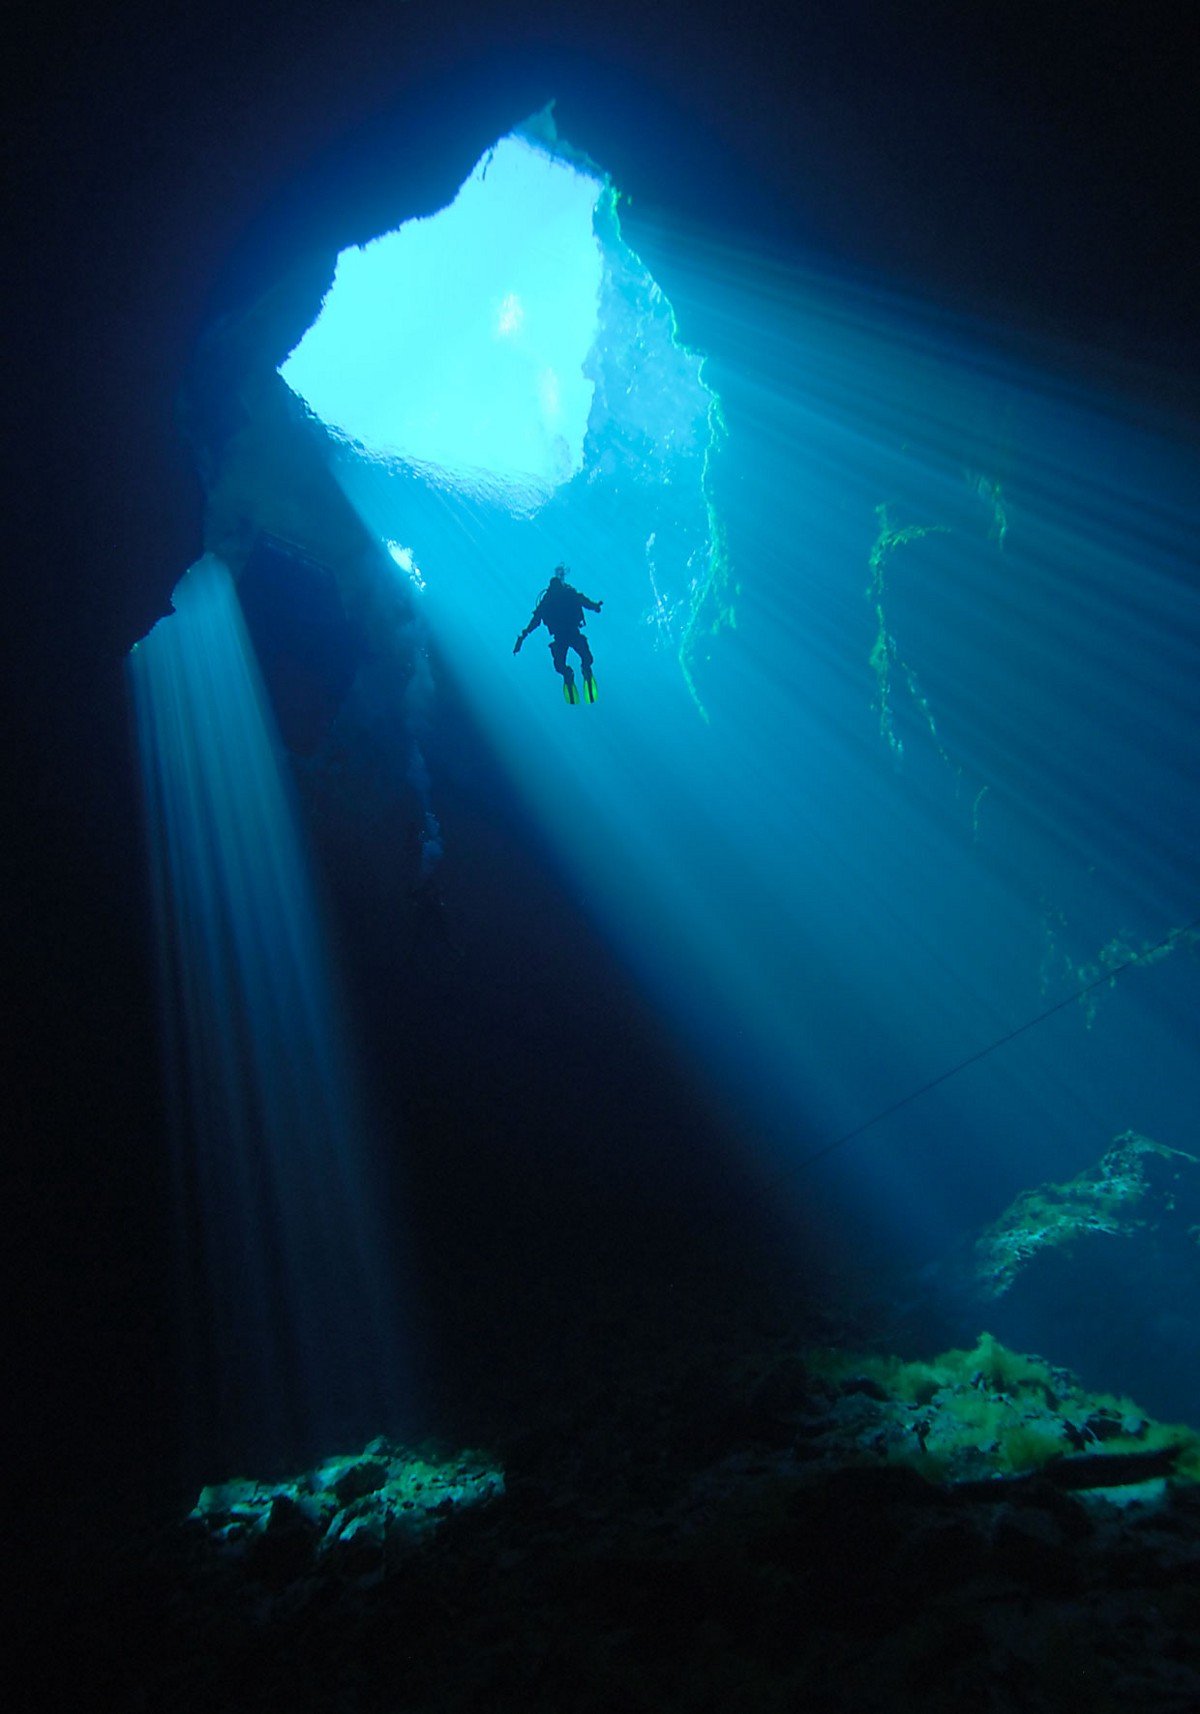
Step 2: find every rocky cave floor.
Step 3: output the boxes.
[51,1304,1200,1714]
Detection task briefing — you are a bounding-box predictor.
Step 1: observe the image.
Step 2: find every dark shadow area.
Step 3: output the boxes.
[238,537,368,757]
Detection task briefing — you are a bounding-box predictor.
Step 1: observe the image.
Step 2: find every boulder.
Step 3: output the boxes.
[331,1458,389,1507]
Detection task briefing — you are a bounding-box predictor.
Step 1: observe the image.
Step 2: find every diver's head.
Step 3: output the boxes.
[552,564,568,582]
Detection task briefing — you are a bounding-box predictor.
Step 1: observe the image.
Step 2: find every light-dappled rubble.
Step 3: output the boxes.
[188,1438,504,1589]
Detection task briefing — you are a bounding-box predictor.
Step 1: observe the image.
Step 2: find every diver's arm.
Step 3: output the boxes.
[513,610,540,653]
[579,593,603,613]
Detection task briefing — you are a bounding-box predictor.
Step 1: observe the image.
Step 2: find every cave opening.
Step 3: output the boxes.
[280,131,606,505]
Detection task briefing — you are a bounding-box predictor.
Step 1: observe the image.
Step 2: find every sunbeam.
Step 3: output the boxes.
[130,554,405,1476]
[282,132,1200,1293]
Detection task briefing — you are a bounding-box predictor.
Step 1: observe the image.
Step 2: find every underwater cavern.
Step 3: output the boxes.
[12,4,1200,1711]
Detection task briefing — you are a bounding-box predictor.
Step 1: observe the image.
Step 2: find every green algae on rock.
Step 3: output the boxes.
[973,1132,1200,1300]
[807,1333,1200,1489]
[190,1439,504,1585]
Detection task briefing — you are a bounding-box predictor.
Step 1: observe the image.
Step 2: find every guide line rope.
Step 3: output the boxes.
[779,914,1200,1185]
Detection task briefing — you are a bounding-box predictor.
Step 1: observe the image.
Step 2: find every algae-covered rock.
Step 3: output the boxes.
[189,1438,505,1590]
[807,1333,1200,1492]
[973,1132,1200,1300]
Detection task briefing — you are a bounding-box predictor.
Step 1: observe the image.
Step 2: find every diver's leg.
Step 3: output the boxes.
[574,633,595,687]
[550,635,573,686]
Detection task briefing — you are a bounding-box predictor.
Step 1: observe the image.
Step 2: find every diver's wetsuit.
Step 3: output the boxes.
[516,577,602,688]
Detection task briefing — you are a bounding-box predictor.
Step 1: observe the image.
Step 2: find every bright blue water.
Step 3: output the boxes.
[288,145,1199,1288]
[281,133,606,507]
[660,244,1200,1271]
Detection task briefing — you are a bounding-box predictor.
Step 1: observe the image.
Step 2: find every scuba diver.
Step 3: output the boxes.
[513,565,604,704]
